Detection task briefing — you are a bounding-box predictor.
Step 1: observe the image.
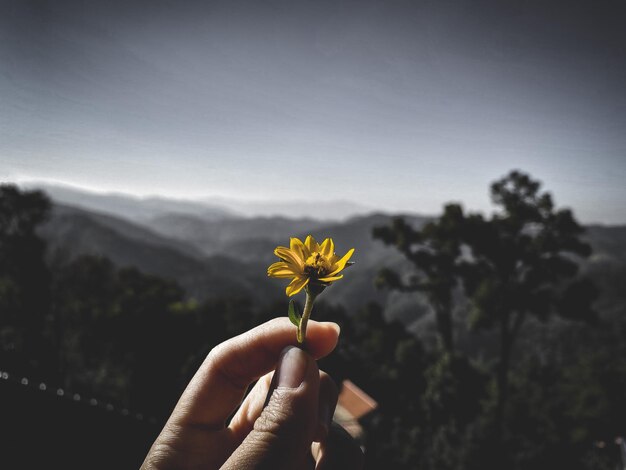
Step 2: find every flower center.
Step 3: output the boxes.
[304,252,332,278]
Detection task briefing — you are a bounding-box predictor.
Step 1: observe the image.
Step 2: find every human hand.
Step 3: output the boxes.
[141,318,364,469]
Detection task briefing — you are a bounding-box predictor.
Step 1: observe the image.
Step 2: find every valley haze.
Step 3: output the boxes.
[22,181,382,222]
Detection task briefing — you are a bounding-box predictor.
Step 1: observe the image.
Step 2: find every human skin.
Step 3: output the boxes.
[141,318,364,470]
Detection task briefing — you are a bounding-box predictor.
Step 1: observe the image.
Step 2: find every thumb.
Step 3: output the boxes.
[222,346,320,470]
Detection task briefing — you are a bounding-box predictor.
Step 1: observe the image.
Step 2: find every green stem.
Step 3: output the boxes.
[297,288,317,345]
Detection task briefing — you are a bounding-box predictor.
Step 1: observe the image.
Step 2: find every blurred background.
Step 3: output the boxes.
[1,0,626,468]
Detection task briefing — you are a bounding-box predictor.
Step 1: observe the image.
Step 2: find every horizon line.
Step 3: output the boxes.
[4,176,624,227]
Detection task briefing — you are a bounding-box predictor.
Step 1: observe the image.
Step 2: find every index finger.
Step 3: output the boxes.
[169,317,340,429]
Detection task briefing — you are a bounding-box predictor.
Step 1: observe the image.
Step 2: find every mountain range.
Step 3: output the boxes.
[25,182,376,221]
[27,183,626,332]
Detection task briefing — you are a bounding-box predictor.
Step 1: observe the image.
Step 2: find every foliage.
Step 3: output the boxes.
[0,185,52,373]
[1,178,625,469]
[371,171,618,468]
[373,204,466,352]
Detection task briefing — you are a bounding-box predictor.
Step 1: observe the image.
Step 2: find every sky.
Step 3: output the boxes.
[1,0,625,223]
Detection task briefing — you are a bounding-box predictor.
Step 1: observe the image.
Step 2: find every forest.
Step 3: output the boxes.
[1,171,626,469]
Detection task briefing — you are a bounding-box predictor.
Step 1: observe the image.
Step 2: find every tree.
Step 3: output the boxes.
[0,184,52,370]
[51,255,195,415]
[373,170,597,441]
[373,204,467,353]
[461,171,597,434]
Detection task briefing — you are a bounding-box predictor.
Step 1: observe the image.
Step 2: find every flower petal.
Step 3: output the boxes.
[286,276,309,297]
[290,237,306,261]
[304,235,319,254]
[320,238,335,259]
[328,248,355,276]
[267,261,298,279]
[274,246,304,270]
[268,261,289,271]
[318,274,343,282]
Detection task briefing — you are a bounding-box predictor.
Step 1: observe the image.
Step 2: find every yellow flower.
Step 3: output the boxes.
[268,235,355,296]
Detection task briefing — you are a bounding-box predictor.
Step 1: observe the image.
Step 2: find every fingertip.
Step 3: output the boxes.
[222,347,322,470]
[320,321,341,336]
[305,321,340,359]
[307,320,340,340]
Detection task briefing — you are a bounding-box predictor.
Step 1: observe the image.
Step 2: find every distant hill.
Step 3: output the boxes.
[39,204,281,303]
[145,213,328,259]
[35,190,626,333]
[147,210,433,322]
[203,197,376,220]
[28,183,235,222]
[584,225,626,265]
[25,182,380,222]
[48,204,205,260]
[38,201,430,320]
[292,213,430,319]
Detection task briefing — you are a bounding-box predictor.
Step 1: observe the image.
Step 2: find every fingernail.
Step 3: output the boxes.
[276,346,308,389]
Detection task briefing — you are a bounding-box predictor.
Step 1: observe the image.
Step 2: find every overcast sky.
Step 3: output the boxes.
[1,0,625,223]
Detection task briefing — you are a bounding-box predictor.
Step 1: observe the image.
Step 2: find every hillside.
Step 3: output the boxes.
[147,210,433,321]
[40,204,281,303]
[145,213,327,259]
[38,202,427,318]
[25,182,377,222]
[36,191,626,333]
[30,183,234,222]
